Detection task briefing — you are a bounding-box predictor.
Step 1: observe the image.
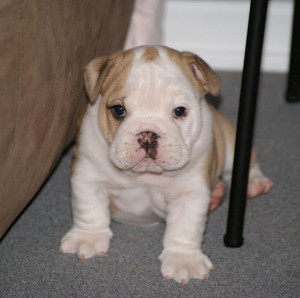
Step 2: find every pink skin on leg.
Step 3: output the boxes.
[209,181,226,212]
[208,175,273,212]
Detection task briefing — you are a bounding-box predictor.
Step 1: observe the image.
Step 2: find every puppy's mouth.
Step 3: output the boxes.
[126,131,163,173]
[110,130,190,174]
[130,154,164,174]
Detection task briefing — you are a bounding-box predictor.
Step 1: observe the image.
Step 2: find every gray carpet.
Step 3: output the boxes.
[1,72,299,298]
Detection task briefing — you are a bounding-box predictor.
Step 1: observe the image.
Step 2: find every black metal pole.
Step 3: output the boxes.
[224,0,269,248]
[286,0,300,103]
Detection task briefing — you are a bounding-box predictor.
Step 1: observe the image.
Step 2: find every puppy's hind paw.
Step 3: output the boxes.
[248,165,273,198]
[60,227,113,260]
[248,177,273,198]
[247,164,273,198]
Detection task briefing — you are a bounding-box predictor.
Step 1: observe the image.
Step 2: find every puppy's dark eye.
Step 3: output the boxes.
[173,106,187,118]
[111,105,126,118]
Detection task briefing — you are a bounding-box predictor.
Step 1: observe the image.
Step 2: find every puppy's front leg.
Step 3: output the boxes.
[159,187,213,284]
[60,175,113,260]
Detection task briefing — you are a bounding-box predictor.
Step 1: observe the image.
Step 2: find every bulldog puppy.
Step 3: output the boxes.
[60,46,272,284]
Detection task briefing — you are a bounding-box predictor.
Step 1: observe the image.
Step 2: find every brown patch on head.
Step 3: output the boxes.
[84,46,220,143]
[142,46,160,62]
[84,49,135,143]
[165,47,221,97]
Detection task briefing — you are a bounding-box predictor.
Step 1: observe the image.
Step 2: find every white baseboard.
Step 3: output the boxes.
[164,0,293,72]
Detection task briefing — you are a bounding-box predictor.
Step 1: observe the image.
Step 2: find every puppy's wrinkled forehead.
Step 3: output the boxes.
[84,46,220,143]
[85,46,220,102]
[125,47,189,110]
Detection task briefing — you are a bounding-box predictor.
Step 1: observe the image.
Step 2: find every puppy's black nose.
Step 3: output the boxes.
[137,131,159,159]
[137,131,159,150]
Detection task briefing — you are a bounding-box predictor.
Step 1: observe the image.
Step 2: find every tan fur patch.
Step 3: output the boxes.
[166,47,221,96]
[84,46,220,143]
[206,105,258,189]
[209,109,226,187]
[99,50,134,143]
[201,120,225,191]
[210,106,258,169]
[109,195,118,215]
[250,146,258,168]
[142,46,160,62]
[84,50,135,143]
[71,110,87,176]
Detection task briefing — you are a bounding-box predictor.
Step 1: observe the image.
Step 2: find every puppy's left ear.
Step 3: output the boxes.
[182,52,221,97]
[84,56,110,104]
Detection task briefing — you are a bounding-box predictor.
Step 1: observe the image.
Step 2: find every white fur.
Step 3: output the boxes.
[60,46,271,283]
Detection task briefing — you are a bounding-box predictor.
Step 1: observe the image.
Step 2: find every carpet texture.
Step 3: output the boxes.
[1,72,299,298]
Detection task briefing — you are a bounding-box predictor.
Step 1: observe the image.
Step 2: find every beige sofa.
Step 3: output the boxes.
[0,0,134,237]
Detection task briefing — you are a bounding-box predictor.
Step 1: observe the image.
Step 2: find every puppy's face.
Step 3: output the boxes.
[84,46,220,174]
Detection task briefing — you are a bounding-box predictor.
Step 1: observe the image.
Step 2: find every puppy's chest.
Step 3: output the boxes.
[111,185,168,222]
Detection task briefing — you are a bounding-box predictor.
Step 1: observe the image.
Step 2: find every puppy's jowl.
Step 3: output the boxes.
[60,46,272,284]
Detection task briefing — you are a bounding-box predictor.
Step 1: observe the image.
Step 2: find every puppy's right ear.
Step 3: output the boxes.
[84,56,110,104]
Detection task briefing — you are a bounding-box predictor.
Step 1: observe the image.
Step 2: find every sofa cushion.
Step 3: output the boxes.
[0,0,134,237]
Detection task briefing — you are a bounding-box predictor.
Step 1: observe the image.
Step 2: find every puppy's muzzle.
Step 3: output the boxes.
[137,131,159,160]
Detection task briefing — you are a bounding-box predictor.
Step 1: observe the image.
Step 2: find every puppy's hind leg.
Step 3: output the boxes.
[212,107,273,203]
[223,146,273,199]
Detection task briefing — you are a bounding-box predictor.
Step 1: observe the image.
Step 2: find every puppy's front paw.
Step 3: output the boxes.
[159,250,213,284]
[60,227,113,260]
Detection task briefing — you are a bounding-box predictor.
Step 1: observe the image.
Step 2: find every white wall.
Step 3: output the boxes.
[164,0,293,72]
